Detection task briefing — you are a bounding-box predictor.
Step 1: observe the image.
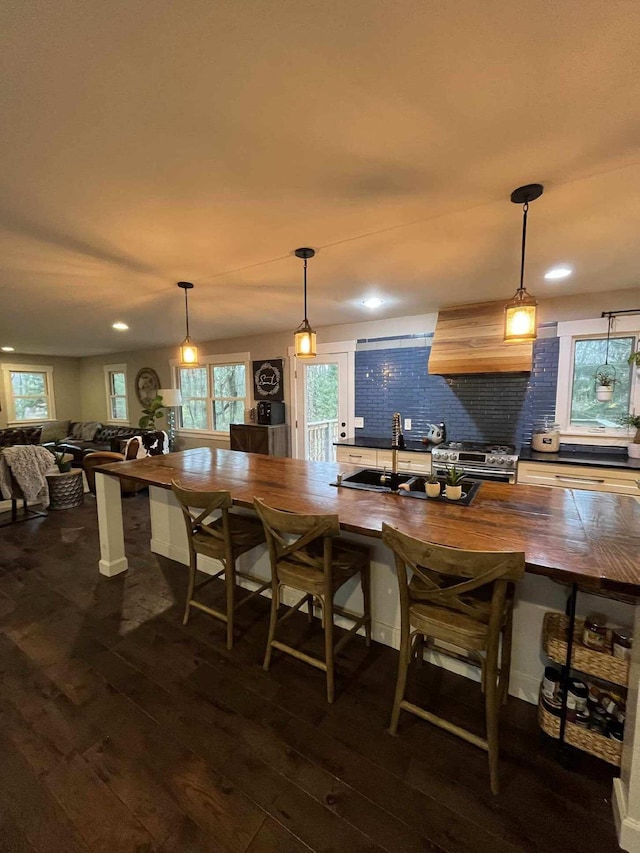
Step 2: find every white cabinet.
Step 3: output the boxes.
[336,446,431,474]
[335,447,379,467]
[517,461,640,496]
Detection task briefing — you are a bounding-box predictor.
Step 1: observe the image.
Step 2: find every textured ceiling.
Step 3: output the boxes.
[1,0,640,355]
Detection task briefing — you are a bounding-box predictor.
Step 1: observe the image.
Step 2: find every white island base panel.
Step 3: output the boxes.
[96,476,640,850]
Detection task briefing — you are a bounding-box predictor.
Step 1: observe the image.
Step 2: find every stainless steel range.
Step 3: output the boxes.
[431,441,518,484]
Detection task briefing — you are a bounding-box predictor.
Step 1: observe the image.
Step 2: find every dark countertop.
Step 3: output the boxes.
[519,447,640,471]
[334,436,433,454]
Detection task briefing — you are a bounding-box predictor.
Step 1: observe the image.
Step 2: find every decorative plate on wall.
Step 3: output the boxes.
[135,367,161,407]
[253,359,284,402]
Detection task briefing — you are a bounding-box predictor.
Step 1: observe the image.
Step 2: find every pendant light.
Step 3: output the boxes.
[293,247,317,358]
[504,183,543,344]
[177,281,199,366]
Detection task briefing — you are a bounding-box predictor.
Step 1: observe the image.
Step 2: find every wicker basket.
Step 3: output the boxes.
[543,612,629,687]
[537,691,622,766]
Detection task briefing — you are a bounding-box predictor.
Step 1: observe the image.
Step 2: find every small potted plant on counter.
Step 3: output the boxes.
[445,466,465,501]
[619,413,640,460]
[426,473,441,498]
[595,370,614,402]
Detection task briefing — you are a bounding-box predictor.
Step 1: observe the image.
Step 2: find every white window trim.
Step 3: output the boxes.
[170,351,250,438]
[556,317,639,446]
[2,363,56,425]
[104,363,129,424]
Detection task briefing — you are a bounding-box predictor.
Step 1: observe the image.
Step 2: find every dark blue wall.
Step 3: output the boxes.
[355,336,559,449]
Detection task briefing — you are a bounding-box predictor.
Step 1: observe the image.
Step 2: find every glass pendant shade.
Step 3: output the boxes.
[504,288,538,343]
[179,338,199,366]
[294,321,317,358]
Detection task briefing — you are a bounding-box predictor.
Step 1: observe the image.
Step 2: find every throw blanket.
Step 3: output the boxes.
[0,445,56,508]
[121,430,169,460]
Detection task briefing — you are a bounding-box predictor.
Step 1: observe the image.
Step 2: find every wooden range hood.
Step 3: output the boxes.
[428,300,533,375]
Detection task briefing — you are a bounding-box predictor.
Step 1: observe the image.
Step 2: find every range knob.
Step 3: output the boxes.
[497,458,505,465]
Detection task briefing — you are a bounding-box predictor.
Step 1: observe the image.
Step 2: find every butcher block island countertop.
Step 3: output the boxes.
[96,446,640,593]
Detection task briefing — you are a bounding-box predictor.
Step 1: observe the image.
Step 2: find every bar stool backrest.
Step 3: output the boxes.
[254,497,340,582]
[171,480,234,555]
[382,523,525,625]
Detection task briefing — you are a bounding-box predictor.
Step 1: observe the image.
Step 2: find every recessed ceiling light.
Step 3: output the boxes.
[1,346,15,352]
[544,266,573,281]
[362,298,384,309]
[112,321,129,331]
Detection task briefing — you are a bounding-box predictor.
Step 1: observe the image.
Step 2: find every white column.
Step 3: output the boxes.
[95,472,128,577]
[613,601,640,852]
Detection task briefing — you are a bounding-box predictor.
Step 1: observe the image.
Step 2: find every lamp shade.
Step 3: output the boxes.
[158,388,183,407]
[504,287,538,343]
[179,338,199,366]
[294,321,317,358]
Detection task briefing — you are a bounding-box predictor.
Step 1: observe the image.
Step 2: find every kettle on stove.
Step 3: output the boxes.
[423,422,446,446]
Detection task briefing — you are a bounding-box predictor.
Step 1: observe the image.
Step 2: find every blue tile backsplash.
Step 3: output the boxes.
[355,336,560,449]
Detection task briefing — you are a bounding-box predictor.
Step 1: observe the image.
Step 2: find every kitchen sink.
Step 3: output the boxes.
[341,468,416,492]
[332,468,482,505]
[333,468,416,492]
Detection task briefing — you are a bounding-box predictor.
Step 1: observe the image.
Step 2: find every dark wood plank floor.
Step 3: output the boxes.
[0,494,621,852]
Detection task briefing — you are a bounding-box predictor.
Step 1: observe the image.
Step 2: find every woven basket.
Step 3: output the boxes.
[543,612,629,687]
[537,692,622,766]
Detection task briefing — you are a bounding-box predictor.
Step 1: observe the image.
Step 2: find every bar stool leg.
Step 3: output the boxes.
[225,560,234,650]
[500,608,514,704]
[361,565,372,646]
[485,642,501,795]
[307,593,314,624]
[389,626,411,735]
[183,554,197,626]
[263,583,280,671]
[324,595,335,703]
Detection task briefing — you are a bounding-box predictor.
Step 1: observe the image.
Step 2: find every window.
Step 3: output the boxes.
[2,364,55,423]
[104,364,128,422]
[557,318,639,445]
[173,352,249,434]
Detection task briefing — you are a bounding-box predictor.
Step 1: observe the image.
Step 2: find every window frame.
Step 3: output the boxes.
[170,352,250,438]
[104,363,129,424]
[556,317,639,446]
[2,363,56,424]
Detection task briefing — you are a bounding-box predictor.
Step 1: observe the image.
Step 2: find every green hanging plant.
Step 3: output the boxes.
[139,395,166,429]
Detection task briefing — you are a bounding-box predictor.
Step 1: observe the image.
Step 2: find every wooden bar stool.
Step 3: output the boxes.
[382,522,524,794]
[171,480,268,649]
[254,498,372,703]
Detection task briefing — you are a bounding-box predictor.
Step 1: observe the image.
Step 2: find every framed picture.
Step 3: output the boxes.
[135,367,161,407]
[253,359,284,402]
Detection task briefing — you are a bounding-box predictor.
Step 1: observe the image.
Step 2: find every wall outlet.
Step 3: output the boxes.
[354,417,364,429]
[404,418,412,431]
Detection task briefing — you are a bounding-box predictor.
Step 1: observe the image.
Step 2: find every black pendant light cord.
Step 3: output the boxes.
[303,257,309,322]
[184,287,190,338]
[519,202,529,292]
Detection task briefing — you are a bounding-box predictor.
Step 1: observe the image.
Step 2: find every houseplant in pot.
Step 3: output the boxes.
[444,466,465,500]
[52,440,72,473]
[629,348,640,377]
[425,473,441,498]
[595,370,614,402]
[619,414,640,459]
